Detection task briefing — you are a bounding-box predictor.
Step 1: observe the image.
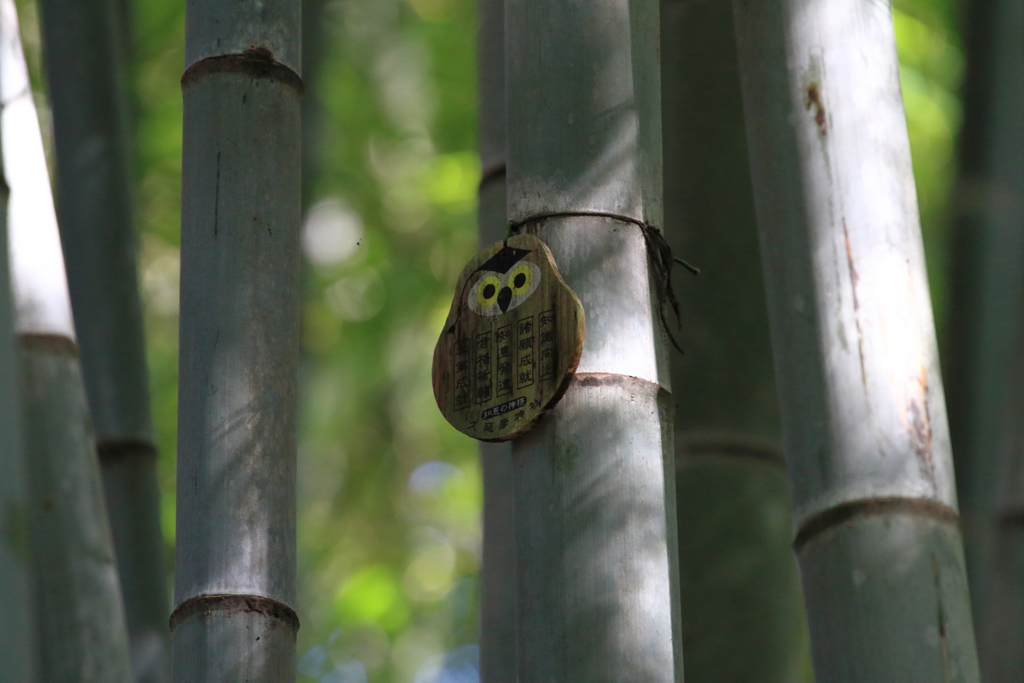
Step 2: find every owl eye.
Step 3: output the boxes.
[476,275,502,309]
[508,264,532,296]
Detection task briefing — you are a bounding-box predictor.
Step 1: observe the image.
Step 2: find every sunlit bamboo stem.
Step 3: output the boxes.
[732,1,981,679]
[35,0,170,677]
[506,0,682,680]
[2,2,132,678]
[172,0,302,678]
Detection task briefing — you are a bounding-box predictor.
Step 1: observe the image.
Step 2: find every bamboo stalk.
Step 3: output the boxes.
[506,0,682,680]
[941,0,1024,678]
[984,333,1024,683]
[476,0,515,680]
[35,0,170,677]
[731,1,980,679]
[172,0,302,678]
[2,2,132,678]
[18,339,134,683]
[0,7,36,679]
[660,0,810,679]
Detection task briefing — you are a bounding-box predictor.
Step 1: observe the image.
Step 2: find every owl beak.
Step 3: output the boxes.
[498,286,513,313]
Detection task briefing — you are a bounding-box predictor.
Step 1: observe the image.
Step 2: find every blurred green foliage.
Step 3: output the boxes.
[10,0,964,680]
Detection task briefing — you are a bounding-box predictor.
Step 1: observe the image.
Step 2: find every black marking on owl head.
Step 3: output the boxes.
[475,246,532,275]
[448,243,533,334]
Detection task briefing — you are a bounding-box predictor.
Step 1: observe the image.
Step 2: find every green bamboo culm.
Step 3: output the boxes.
[476,0,516,681]
[506,0,682,680]
[0,4,37,680]
[35,0,170,676]
[942,0,1024,678]
[18,336,132,683]
[2,0,133,678]
[660,0,812,680]
[172,0,302,678]
[731,1,981,680]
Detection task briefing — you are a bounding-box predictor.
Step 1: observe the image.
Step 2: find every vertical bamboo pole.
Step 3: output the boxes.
[506,1,682,680]
[941,5,995,622]
[942,0,1024,678]
[2,1,133,678]
[732,1,981,680]
[35,0,170,677]
[172,0,302,678]
[477,0,515,681]
[477,0,515,680]
[660,0,810,680]
[0,7,36,680]
[985,336,1024,683]
[945,0,1024,604]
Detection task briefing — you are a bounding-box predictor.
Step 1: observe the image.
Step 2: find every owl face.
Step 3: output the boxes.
[467,260,541,317]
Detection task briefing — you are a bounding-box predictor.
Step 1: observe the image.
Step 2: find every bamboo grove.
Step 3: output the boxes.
[0,0,1020,681]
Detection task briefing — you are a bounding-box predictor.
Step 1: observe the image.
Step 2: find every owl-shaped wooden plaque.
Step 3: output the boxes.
[432,234,585,442]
